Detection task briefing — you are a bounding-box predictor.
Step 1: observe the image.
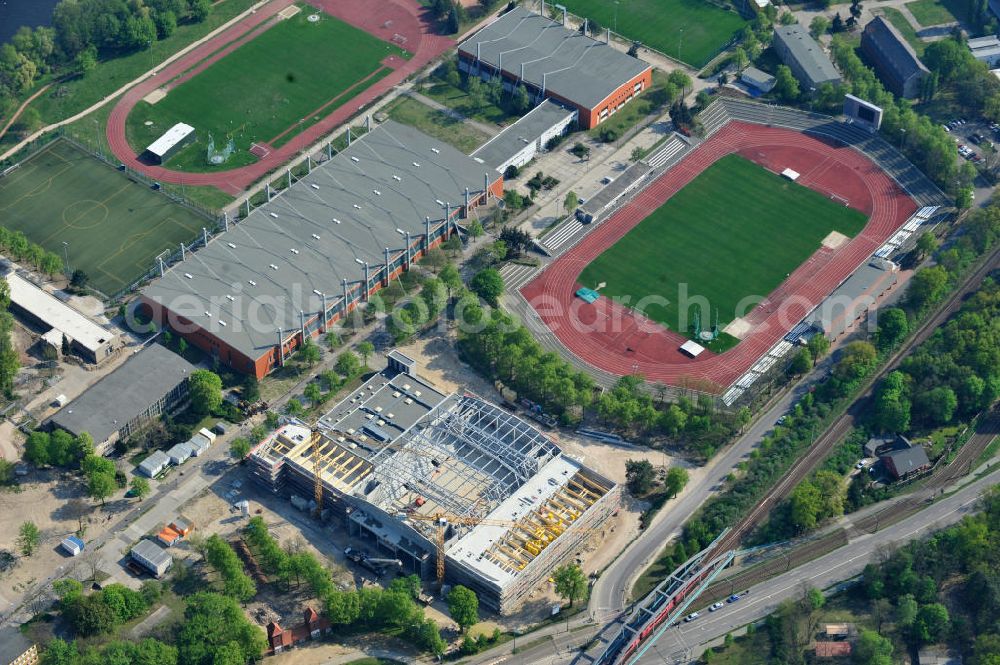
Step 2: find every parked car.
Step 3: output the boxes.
[942,124,951,132]
[684,612,700,622]
[709,602,725,612]
[728,594,742,603]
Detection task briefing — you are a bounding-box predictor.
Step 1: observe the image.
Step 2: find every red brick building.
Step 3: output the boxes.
[458,6,653,130]
[141,121,503,379]
[266,607,331,654]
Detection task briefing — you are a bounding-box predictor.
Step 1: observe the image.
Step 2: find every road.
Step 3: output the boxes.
[636,463,1000,664]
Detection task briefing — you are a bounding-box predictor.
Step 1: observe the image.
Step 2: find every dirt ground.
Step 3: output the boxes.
[0,469,108,611]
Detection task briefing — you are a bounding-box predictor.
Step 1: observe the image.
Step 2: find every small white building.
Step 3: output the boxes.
[471,100,578,174]
[970,35,1000,67]
[131,539,172,577]
[740,66,777,93]
[166,442,193,465]
[143,123,195,164]
[188,428,215,456]
[60,536,85,556]
[138,450,170,478]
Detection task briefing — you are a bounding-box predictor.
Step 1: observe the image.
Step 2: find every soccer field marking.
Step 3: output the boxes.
[95,216,201,289]
[0,161,74,211]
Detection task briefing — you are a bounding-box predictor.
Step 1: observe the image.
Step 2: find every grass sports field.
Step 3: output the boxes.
[125,5,408,172]
[0,140,207,295]
[577,155,867,345]
[558,0,746,68]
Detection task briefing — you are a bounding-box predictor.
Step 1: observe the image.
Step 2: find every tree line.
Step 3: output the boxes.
[244,517,447,655]
[43,590,267,665]
[0,279,19,398]
[756,204,999,540]
[714,485,1000,665]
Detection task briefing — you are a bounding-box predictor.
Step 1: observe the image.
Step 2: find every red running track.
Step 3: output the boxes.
[106,0,453,195]
[519,122,917,391]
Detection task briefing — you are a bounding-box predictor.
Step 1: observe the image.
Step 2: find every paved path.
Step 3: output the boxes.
[104,0,454,194]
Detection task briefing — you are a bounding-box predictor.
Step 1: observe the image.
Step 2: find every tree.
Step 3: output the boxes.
[304,382,323,408]
[789,480,823,531]
[625,459,656,495]
[876,308,908,350]
[553,563,588,607]
[153,10,177,38]
[916,386,958,425]
[833,341,878,383]
[908,266,949,309]
[447,585,479,632]
[564,190,579,213]
[439,263,462,298]
[774,65,800,102]
[177,592,266,664]
[468,219,484,239]
[810,15,830,38]
[299,338,321,366]
[807,334,830,360]
[789,347,814,374]
[70,269,89,289]
[446,6,460,33]
[855,629,893,665]
[17,521,40,556]
[832,12,845,32]
[129,477,151,501]
[356,341,374,368]
[75,44,97,76]
[913,603,950,644]
[471,268,504,306]
[335,350,361,378]
[285,399,304,418]
[668,70,692,96]
[188,370,223,416]
[25,431,51,467]
[230,437,251,462]
[665,466,689,498]
[88,472,116,506]
[190,0,212,21]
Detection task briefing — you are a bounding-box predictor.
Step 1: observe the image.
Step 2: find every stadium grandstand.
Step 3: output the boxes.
[458,5,652,129]
[140,120,504,379]
[249,352,618,613]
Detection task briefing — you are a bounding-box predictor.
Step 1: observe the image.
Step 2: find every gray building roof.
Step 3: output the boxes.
[139,450,171,475]
[860,17,929,95]
[773,24,841,86]
[741,66,777,90]
[141,120,497,361]
[49,344,196,443]
[472,99,577,171]
[881,445,930,475]
[458,5,650,109]
[132,538,172,569]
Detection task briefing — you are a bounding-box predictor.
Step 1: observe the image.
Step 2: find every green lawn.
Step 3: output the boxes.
[906,0,960,26]
[0,139,208,295]
[559,0,747,68]
[383,96,490,154]
[577,155,867,342]
[419,79,517,126]
[125,5,407,172]
[881,8,928,56]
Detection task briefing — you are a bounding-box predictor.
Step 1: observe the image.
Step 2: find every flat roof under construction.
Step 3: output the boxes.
[447,455,609,587]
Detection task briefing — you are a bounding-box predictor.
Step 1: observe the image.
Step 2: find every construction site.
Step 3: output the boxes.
[248,351,619,614]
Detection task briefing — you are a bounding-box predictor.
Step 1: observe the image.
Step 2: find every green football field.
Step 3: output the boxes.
[577,155,868,340]
[125,5,408,171]
[0,140,208,295]
[559,0,746,68]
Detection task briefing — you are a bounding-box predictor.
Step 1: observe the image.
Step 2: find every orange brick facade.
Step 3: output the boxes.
[457,54,652,130]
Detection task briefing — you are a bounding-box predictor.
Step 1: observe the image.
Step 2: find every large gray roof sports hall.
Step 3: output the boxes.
[142,120,497,360]
[458,5,650,109]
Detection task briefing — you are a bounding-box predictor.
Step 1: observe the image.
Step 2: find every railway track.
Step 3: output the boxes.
[709,245,1000,556]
